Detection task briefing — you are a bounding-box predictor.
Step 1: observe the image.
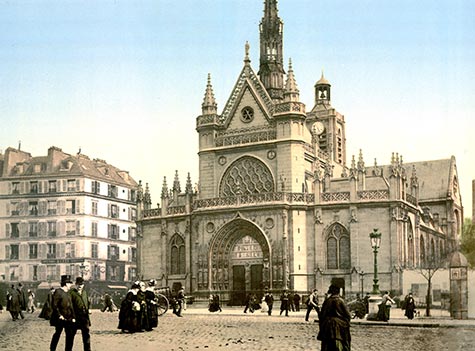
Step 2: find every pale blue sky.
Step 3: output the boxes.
[1,0,474,216]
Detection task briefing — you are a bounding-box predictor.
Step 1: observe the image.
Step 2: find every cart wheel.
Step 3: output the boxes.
[155,293,169,316]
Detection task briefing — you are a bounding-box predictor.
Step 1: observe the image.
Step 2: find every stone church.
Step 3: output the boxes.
[137,0,463,303]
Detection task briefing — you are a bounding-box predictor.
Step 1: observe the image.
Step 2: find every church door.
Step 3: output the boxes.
[250,264,263,292]
[232,265,246,305]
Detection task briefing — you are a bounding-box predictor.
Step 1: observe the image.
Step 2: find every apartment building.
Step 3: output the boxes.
[0,146,138,286]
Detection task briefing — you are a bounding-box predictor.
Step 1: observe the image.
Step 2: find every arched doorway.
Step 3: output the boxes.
[208,217,271,305]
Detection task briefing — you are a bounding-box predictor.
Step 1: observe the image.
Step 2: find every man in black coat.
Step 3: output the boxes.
[50,275,76,351]
[69,277,91,351]
[17,282,28,319]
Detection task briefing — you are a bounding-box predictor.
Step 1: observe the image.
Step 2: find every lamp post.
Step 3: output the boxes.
[366,229,382,321]
[369,228,382,295]
[359,270,365,297]
[79,263,89,278]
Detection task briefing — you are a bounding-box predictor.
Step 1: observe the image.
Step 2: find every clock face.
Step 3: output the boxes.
[312,122,325,135]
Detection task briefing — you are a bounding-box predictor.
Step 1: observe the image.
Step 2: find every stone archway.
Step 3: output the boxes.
[208,217,271,305]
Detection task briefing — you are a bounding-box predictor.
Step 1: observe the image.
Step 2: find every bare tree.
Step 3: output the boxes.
[419,255,445,317]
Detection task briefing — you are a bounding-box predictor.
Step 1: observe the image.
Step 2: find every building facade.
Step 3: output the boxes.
[0,146,138,287]
[137,1,463,303]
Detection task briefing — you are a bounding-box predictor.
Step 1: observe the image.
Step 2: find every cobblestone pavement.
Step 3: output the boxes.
[0,309,474,351]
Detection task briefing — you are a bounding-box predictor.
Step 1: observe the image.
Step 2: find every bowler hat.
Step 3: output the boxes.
[60,275,73,285]
[75,277,85,285]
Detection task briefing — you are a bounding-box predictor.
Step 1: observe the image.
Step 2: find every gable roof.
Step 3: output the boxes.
[219,63,274,125]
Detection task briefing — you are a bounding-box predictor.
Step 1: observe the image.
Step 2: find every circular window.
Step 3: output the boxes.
[240,106,254,123]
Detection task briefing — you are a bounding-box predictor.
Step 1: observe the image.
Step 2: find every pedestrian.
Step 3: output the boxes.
[50,275,76,351]
[137,281,149,331]
[6,284,20,321]
[404,292,416,320]
[317,284,351,351]
[305,288,320,322]
[144,279,159,330]
[118,282,142,333]
[209,294,222,312]
[261,294,269,313]
[40,287,56,320]
[69,277,91,351]
[280,289,290,316]
[175,286,186,317]
[27,289,36,313]
[264,288,274,316]
[363,292,370,315]
[377,291,395,322]
[294,293,301,312]
[17,283,28,319]
[101,292,116,312]
[243,292,254,313]
[289,291,295,312]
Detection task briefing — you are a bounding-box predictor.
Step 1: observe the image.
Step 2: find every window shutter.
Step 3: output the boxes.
[25,182,30,193]
[107,246,111,259]
[29,265,34,280]
[5,203,10,216]
[108,204,111,217]
[21,202,28,216]
[71,243,76,258]
[75,199,80,214]
[38,181,43,193]
[19,222,28,237]
[108,224,111,238]
[20,181,25,194]
[7,182,11,194]
[38,265,46,280]
[59,221,66,236]
[76,179,80,191]
[39,222,46,237]
[39,201,47,216]
[58,200,65,215]
[62,179,67,192]
[56,265,61,279]
[76,221,80,235]
[5,245,10,259]
[39,243,47,259]
[5,223,10,238]
[59,243,65,258]
[20,244,28,260]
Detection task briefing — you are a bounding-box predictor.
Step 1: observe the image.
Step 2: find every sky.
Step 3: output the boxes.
[1,0,474,217]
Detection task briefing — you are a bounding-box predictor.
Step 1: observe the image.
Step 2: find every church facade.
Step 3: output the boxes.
[137,1,463,303]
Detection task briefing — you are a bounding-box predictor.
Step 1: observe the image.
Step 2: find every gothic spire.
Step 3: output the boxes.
[173,170,181,193]
[161,176,169,199]
[201,73,217,115]
[144,182,151,206]
[283,58,300,102]
[185,172,193,195]
[258,0,285,100]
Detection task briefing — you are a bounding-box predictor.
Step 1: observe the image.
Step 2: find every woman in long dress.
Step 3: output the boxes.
[261,296,268,313]
[118,282,141,333]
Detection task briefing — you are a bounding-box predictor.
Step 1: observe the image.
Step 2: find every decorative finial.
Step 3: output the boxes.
[244,41,250,64]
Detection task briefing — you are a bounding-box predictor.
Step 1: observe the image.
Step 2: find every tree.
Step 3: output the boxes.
[461,218,475,267]
[419,255,444,317]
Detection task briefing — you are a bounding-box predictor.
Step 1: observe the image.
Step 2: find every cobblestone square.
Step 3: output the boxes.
[0,309,474,351]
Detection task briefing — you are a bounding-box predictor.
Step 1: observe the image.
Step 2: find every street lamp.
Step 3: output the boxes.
[369,228,382,295]
[358,270,365,297]
[79,263,89,278]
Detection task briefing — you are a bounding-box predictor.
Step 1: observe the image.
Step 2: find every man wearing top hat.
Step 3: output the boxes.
[50,274,76,351]
[69,276,91,351]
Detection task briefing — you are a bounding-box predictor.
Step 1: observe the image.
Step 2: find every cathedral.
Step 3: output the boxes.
[137,0,463,304]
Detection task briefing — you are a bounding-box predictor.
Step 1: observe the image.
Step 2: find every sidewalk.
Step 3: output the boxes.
[182,304,475,328]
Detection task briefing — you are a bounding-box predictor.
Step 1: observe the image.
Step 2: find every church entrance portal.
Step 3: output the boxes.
[208,218,271,305]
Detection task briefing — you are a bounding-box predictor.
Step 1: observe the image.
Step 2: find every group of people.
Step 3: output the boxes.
[117,280,160,333]
[5,283,35,320]
[42,275,92,351]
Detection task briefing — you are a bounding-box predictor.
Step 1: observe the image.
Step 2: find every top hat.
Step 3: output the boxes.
[60,275,73,285]
[75,277,85,285]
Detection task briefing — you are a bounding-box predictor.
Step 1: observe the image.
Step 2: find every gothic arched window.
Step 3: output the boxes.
[170,235,185,275]
[219,156,274,197]
[326,224,350,269]
[420,235,426,266]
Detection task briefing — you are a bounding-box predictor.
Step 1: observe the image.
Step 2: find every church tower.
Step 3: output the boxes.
[258,0,285,100]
